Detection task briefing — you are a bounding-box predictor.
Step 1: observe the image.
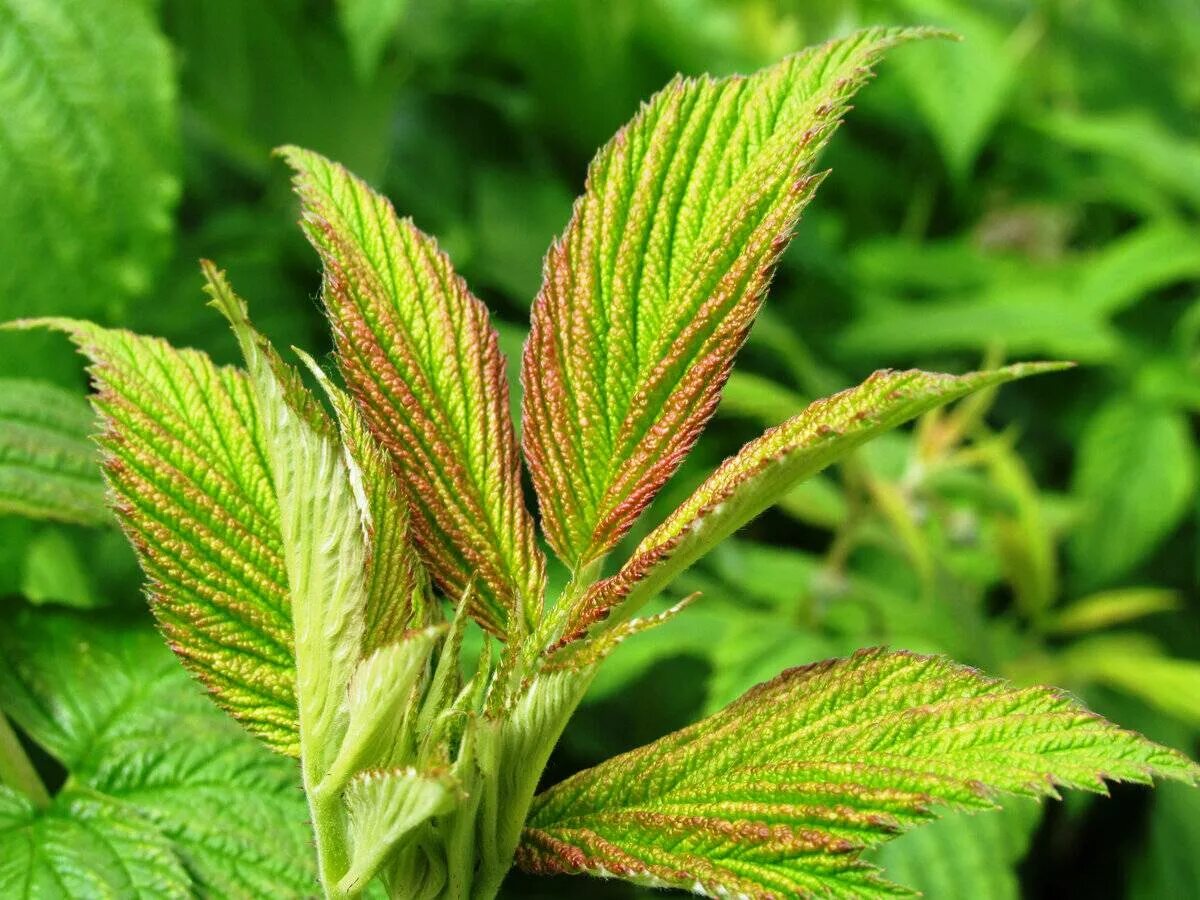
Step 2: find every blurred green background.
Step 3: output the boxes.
[1,0,1198,896]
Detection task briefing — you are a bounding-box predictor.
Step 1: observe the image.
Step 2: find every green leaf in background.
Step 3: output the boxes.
[0,379,107,526]
[336,0,409,81]
[1131,782,1200,899]
[869,799,1042,900]
[14,319,300,756]
[1059,633,1200,728]
[519,649,1197,897]
[1069,398,1195,587]
[889,0,1036,180]
[0,0,178,329]
[1050,588,1179,635]
[19,528,96,608]
[0,605,315,898]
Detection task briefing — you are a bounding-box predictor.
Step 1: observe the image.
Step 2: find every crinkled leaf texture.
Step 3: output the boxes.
[6,318,299,755]
[522,26,942,571]
[519,649,1199,898]
[282,145,544,637]
[0,378,107,525]
[559,363,1063,644]
[0,605,314,898]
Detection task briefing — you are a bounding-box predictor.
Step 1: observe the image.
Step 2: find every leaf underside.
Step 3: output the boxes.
[9,318,300,756]
[521,26,940,572]
[559,363,1063,645]
[0,378,108,525]
[281,145,544,637]
[519,648,1198,899]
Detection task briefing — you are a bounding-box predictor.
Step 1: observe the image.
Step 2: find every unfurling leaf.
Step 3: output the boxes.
[560,363,1062,644]
[519,649,1198,898]
[205,263,370,778]
[281,146,544,637]
[522,27,941,571]
[7,318,300,755]
[0,378,107,526]
[341,768,456,894]
[299,351,431,653]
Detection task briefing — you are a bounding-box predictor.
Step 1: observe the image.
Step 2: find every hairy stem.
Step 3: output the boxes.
[0,713,50,810]
[308,781,351,899]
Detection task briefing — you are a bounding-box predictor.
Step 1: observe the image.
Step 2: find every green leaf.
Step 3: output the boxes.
[20,527,97,608]
[324,627,446,789]
[281,146,545,637]
[9,318,299,756]
[0,378,107,525]
[522,27,939,570]
[1069,398,1195,586]
[869,799,1041,900]
[0,0,178,322]
[336,0,408,81]
[0,605,315,897]
[0,786,192,900]
[299,350,431,654]
[1059,634,1200,727]
[205,263,368,777]
[890,0,1033,179]
[1050,588,1179,635]
[1131,782,1200,899]
[340,767,456,895]
[519,649,1198,898]
[560,364,1061,643]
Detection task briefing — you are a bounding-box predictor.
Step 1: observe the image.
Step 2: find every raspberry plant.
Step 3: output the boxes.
[7,26,1196,899]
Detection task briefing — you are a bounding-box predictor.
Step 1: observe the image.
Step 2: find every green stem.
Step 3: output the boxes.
[308,780,351,898]
[0,713,50,809]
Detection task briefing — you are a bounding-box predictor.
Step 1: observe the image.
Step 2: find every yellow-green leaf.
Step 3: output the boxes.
[522,27,940,571]
[281,146,544,637]
[9,318,299,755]
[562,364,1062,644]
[520,649,1198,898]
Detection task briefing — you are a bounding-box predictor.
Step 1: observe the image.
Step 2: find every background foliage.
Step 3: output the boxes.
[1,0,1197,896]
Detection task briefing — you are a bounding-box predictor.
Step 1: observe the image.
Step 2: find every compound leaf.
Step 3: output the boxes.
[561,364,1060,643]
[0,378,107,526]
[0,605,315,897]
[282,145,544,637]
[8,318,299,756]
[521,27,938,570]
[519,649,1198,898]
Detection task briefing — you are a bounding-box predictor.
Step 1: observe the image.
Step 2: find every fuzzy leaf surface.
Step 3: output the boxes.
[0,378,107,525]
[10,319,299,755]
[0,605,315,898]
[519,649,1198,898]
[522,27,935,569]
[563,364,1059,642]
[301,351,430,652]
[282,146,543,635]
[206,264,368,775]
